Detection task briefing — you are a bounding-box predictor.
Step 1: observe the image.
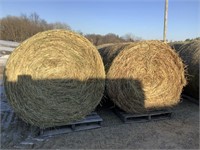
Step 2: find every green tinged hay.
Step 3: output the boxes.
[4,30,105,128]
[99,41,186,113]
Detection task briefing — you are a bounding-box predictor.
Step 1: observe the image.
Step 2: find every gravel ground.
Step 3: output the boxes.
[1,98,199,149]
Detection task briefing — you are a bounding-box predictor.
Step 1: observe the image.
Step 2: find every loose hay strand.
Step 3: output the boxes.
[4,29,105,128]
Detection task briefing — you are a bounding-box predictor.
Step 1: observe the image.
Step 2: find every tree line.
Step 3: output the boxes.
[0,13,141,45]
[0,13,70,42]
[85,33,142,46]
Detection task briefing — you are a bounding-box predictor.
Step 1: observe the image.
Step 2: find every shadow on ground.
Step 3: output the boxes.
[1,75,199,149]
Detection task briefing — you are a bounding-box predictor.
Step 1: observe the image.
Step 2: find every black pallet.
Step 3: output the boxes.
[182,94,199,105]
[39,112,103,137]
[114,108,172,123]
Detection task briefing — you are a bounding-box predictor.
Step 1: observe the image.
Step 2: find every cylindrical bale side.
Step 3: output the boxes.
[98,40,186,113]
[98,43,129,107]
[96,43,115,50]
[4,30,105,128]
[169,41,186,52]
[98,43,130,72]
[178,40,200,100]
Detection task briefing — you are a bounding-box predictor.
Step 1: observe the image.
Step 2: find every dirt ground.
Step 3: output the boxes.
[1,98,199,149]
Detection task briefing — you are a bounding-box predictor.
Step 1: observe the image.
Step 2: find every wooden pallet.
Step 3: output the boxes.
[114,108,172,123]
[39,112,103,137]
[0,101,17,129]
[14,137,46,149]
[182,94,199,105]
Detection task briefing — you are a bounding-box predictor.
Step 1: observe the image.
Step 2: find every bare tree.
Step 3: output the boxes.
[29,12,40,25]
[85,33,142,46]
[122,33,142,42]
[0,13,71,42]
[50,22,71,30]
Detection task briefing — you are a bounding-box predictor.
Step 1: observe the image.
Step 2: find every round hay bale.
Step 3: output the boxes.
[169,42,184,52]
[96,43,115,50]
[178,40,200,99]
[99,41,186,113]
[4,30,105,128]
[98,43,130,72]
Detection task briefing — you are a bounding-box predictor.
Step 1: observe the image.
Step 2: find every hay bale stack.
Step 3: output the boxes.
[178,40,200,99]
[99,41,186,113]
[4,30,105,128]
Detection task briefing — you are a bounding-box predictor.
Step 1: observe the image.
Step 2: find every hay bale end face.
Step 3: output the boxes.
[4,30,105,128]
[178,40,200,99]
[99,41,186,113]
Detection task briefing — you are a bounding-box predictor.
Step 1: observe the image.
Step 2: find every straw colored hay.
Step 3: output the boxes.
[99,41,186,113]
[4,30,105,128]
[96,43,115,50]
[98,43,130,72]
[178,40,200,99]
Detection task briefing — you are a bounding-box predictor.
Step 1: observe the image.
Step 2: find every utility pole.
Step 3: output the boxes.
[163,0,168,43]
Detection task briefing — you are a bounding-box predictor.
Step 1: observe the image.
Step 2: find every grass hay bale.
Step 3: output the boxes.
[99,41,186,113]
[178,40,200,100]
[99,43,130,72]
[96,43,115,50]
[3,30,105,128]
[169,41,187,52]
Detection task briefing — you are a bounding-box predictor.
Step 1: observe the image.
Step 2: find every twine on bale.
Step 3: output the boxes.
[99,41,187,113]
[4,30,105,128]
[178,40,200,99]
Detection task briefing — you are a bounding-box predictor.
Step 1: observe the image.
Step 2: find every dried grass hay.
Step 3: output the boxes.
[178,40,200,99]
[169,41,187,52]
[99,41,186,113]
[4,30,105,128]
